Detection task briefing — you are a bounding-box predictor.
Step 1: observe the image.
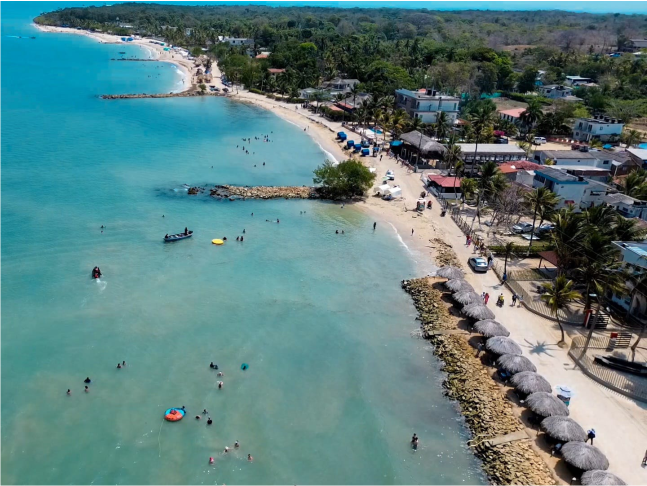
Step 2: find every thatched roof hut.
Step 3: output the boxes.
[473,319,509,337]
[462,303,496,320]
[445,279,474,292]
[524,392,569,417]
[453,290,482,306]
[510,371,552,395]
[581,470,626,485]
[486,336,522,356]
[497,354,537,374]
[400,130,447,158]
[561,442,609,471]
[436,266,464,279]
[540,416,587,442]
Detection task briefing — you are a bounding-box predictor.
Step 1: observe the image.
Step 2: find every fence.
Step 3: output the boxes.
[569,335,647,403]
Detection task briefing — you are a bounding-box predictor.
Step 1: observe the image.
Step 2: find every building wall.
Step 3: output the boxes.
[532,176,586,208]
[573,118,624,142]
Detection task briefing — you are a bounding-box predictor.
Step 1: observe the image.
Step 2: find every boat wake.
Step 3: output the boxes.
[95,279,107,291]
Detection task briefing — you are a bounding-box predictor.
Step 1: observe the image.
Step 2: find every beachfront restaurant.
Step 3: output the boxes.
[399,131,446,169]
[426,174,462,199]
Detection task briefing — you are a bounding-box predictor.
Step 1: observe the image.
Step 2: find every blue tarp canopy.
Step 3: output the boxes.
[390,141,403,147]
[337,131,347,137]
[361,148,370,155]
[346,140,355,147]
[353,145,362,151]
[603,144,613,149]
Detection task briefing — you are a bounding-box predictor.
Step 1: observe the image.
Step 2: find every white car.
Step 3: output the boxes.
[468,257,489,273]
[534,137,547,145]
[511,222,533,233]
[385,170,395,181]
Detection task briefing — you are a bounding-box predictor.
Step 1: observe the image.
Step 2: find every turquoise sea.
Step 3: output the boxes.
[1,3,485,484]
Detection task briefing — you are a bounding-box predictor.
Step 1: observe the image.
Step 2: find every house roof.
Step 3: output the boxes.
[395,89,460,101]
[400,131,446,155]
[535,166,586,184]
[540,150,598,160]
[604,193,645,206]
[255,53,269,59]
[498,161,541,174]
[327,105,344,112]
[457,144,525,155]
[599,150,632,163]
[427,174,462,188]
[498,108,526,118]
[268,68,285,74]
[628,148,647,161]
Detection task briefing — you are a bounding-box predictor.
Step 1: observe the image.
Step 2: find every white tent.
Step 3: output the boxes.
[374,184,391,195]
[369,167,377,173]
[361,129,376,140]
[385,186,402,199]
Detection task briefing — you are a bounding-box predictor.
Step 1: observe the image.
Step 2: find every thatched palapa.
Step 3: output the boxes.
[497,354,537,374]
[485,336,522,356]
[452,290,482,306]
[436,266,464,280]
[473,319,510,337]
[540,416,587,443]
[462,303,495,320]
[581,470,626,485]
[524,392,569,417]
[561,442,609,471]
[445,279,474,293]
[510,371,552,395]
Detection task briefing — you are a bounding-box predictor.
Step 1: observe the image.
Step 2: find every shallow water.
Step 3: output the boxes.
[1,3,485,484]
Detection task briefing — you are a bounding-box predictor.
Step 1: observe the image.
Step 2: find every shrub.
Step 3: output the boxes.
[313,160,376,199]
[249,88,264,95]
[488,242,553,257]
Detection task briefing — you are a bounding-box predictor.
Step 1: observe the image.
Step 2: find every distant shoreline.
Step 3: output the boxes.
[33,24,194,94]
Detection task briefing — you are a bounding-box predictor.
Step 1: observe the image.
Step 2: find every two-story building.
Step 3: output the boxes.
[628,148,647,168]
[532,166,589,208]
[222,37,254,46]
[395,88,460,124]
[572,115,624,143]
[457,144,526,169]
[320,78,360,95]
[604,193,647,220]
[610,241,647,314]
[537,85,581,102]
[565,76,592,86]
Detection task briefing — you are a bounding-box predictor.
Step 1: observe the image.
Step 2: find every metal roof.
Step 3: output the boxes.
[540,150,598,160]
[457,144,525,155]
[535,166,585,183]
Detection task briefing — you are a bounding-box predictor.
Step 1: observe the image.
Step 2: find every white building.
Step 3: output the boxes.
[604,193,647,220]
[628,148,647,167]
[572,115,624,143]
[221,37,254,46]
[321,78,360,94]
[497,108,525,125]
[565,76,592,86]
[535,150,610,168]
[532,166,588,208]
[611,242,647,312]
[537,84,581,102]
[395,88,460,124]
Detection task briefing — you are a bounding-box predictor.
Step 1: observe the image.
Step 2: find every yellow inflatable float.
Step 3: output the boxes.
[212,239,224,245]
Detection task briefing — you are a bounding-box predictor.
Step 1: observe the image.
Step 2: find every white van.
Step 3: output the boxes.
[533,137,547,145]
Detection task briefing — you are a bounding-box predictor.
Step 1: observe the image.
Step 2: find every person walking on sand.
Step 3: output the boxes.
[586,429,596,445]
[481,292,486,302]
[411,228,414,236]
[512,294,518,306]
[642,450,647,467]
[484,293,490,305]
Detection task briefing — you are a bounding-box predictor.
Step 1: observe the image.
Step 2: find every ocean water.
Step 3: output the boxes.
[1,3,485,485]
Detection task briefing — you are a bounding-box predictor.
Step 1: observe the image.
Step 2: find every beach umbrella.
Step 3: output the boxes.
[485,336,522,356]
[524,392,570,417]
[540,416,587,443]
[452,290,482,306]
[436,266,464,279]
[561,442,609,471]
[496,354,537,374]
[473,319,509,337]
[510,371,552,395]
[581,470,626,485]
[445,279,473,293]
[462,303,495,320]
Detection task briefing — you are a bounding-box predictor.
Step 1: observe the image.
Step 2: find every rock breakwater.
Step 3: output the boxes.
[102,92,225,100]
[183,185,320,199]
[401,277,556,485]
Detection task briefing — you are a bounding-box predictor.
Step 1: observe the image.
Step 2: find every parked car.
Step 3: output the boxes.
[533,136,547,145]
[468,257,489,273]
[536,223,554,234]
[511,222,533,234]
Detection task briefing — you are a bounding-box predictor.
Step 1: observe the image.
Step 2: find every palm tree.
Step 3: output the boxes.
[349,84,360,112]
[621,128,642,149]
[520,99,544,136]
[541,275,581,346]
[406,116,426,168]
[524,187,559,252]
[460,177,477,208]
[550,207,584,274]
[622,169,647,200]
[471,161,507,228]
[435,111,451,142]
[468,104,497,175]
[502,241,515,276]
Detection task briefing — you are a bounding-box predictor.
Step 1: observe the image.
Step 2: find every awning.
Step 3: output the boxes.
[390,141,403,147]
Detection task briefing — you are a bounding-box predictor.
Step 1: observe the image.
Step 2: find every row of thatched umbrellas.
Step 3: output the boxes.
[436,266,625,485]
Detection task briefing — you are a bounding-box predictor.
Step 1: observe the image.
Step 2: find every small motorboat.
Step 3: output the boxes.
[594,355,647,376]
[164,231,193,242]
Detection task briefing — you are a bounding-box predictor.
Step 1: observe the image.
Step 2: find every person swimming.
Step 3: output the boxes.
[218,381,223,389]
[217,371,224,376]
[243,229,246,234]
[207,417,213,425]
[335,230,339,234]
[411,434,419,450]
[122,361,126,366]
[84,385,89,392]
[209,457,214,465]
[236,236,240,241]
[84,377,91,383]
[235,441,240,448]
[203,409,208,415]
[247,454,253,461]
[117,363,122,369]
[240,236,244,242]
[195,415,201,420]
[67,389,71,395]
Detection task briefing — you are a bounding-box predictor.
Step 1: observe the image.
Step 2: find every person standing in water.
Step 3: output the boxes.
[67,389,71,395]
[411,434,419,450]
[248,454,253,462]
[373,222,376,230]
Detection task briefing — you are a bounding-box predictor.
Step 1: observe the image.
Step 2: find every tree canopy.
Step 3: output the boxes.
[313,160,376,199]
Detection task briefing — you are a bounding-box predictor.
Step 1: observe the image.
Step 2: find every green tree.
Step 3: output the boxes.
[313,160,376,199]
[502,241,515,276]
[621,128,642,149]
[524,187,559,252]
[460,177,478,207]
[471,161,507,227]
[540,276,581,346]
[520,99,543,135]
[517,66,538,94]
[467,103,497,176]
[198,83,207,94]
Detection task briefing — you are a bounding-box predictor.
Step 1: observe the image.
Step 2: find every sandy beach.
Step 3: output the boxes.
[34,24,196,93]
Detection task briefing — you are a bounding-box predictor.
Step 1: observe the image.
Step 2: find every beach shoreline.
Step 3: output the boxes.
[33,24,195,93]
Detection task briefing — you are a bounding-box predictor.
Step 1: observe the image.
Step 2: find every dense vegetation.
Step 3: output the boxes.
[35,3,647,124]
[313,160,376,199]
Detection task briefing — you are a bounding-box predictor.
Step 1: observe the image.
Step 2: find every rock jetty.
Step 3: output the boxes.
[430,237,463,267]
[209,185,320,200]
[401,277,556,485]
[101,92,225,100]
